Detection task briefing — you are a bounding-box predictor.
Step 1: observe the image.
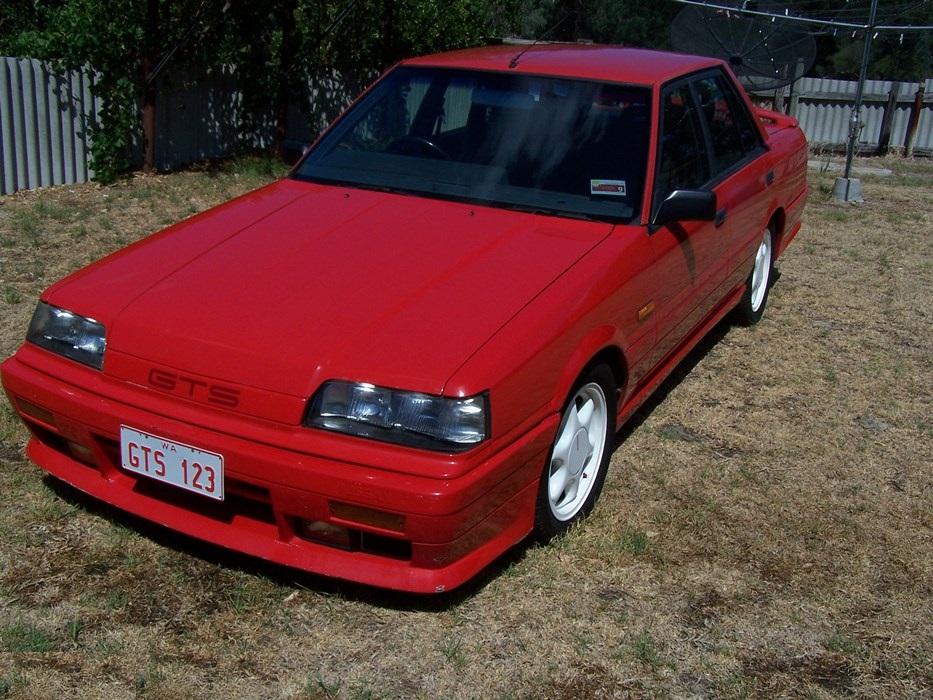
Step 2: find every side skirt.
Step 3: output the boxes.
[616,284,745,428]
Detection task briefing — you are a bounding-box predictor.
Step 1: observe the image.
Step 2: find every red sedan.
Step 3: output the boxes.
[1,45,808,593]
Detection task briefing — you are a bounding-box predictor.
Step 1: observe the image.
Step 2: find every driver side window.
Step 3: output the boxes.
[693,75,751,175]
[654,85,710,214]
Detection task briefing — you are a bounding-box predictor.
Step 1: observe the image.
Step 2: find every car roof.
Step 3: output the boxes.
[400,44,724,87]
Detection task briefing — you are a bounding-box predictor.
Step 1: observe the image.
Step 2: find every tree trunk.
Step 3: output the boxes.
[142,0,159,173]
[381,0,397,69]
[274,0,299,158]
[553,0,583,41]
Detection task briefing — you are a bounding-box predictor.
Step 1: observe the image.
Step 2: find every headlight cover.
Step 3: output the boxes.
[27,302,106,370]
[306,381,488,451]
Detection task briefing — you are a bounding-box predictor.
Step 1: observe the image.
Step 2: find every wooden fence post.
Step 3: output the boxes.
[788,80,800,117]
[904,83,925,157]
[876,82,899,155]
[773,86,785,113]
[786,58,805,117]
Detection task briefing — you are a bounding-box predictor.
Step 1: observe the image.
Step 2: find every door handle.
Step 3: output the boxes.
[766,170,775,186]
[714,208,728,227]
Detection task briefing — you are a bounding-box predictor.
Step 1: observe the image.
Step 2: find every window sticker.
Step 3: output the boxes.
[590,179,627,197]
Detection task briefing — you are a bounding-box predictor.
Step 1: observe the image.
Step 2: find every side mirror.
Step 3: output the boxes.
[652,190,716,227]
[280,140,310,167]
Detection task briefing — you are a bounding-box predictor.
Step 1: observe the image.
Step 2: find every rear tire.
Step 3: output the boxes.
[734,227,774,326]
[533,364,616,542]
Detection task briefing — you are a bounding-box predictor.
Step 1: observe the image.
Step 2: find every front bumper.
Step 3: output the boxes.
[1,346,555,593]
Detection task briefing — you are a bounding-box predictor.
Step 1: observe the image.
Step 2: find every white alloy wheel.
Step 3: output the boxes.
[547,382,609,521]
[750,229,773,313]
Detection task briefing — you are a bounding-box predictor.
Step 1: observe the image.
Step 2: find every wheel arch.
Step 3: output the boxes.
[767,206,786,256]
[551,328,629,421]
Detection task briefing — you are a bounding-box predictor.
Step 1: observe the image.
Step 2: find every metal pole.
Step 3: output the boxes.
[842,0,879,183]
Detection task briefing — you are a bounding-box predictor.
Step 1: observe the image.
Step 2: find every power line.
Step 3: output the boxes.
[673,1,933,31]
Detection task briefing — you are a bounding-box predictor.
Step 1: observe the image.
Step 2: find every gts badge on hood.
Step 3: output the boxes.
[148,368,240,408]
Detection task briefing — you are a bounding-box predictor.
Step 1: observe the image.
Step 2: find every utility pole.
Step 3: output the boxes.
[833,0,879,203]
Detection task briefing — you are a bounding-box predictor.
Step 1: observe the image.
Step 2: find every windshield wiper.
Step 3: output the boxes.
[292,175,413,197]
[295,175,627,223]
[493,202,599,222]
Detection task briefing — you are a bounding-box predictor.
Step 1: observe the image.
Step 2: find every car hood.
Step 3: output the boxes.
[46,179,612,398]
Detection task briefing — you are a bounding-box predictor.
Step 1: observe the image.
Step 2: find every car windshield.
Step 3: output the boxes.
[293,67,651,222]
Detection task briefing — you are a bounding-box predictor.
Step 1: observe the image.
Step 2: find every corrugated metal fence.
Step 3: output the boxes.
[0,57,99,195]
[153,67,243,171]
[782,76,933,152]
[2,55,932,196]
[1,57,371,195]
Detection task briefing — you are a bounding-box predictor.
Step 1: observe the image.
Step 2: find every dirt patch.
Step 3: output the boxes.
[741,651,857,693]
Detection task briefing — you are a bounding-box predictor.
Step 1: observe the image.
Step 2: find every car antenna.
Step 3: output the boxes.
[508,13,571,69]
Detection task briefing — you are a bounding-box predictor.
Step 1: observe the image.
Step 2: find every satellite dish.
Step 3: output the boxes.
[670,3,817,92]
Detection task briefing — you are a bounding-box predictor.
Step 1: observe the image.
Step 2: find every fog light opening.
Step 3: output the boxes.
[298,520,357,550]
[67,441,98,466]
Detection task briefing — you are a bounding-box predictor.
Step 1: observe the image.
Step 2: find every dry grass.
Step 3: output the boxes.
[0,155,930,699]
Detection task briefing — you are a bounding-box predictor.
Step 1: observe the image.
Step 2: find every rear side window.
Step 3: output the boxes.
[654,85,710,213]
[439,81,473,133]
[693,74,757,176]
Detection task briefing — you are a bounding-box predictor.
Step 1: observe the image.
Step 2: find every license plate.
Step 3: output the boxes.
[120,426,224,501]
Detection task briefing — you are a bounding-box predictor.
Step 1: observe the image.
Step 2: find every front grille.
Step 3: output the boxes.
[129,476,276,525]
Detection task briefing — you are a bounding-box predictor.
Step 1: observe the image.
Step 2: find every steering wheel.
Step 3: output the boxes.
[386,135,451,160]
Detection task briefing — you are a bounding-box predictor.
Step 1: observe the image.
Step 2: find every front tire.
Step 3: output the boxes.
[734,227,774,326]
[533,364,615,541]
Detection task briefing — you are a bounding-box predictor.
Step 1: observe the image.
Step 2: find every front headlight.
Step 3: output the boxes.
[306,381,488,451]
[27,302,106,370]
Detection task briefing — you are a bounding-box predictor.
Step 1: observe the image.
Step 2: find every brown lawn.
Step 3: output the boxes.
[0,155,930,699]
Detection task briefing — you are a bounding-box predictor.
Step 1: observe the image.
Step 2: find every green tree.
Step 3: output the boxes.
[0,0,236,180]
[811,1,933,81]
[544,0,678,46]
[0,0,518,180]
[828,30,932,81]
